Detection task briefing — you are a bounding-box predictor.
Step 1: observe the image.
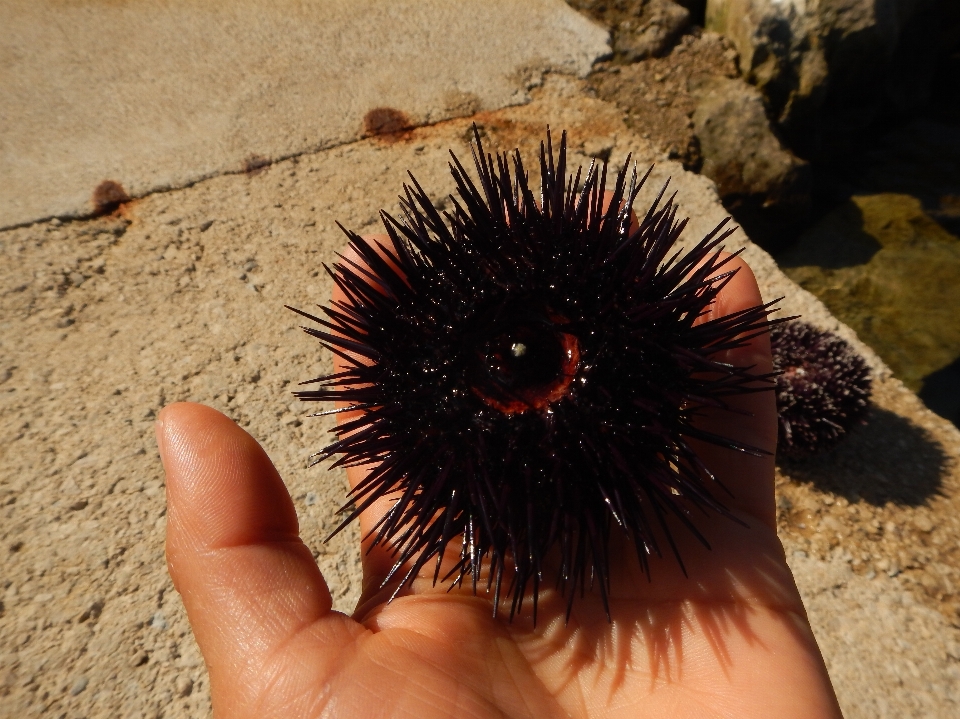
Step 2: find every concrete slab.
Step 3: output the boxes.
[0,0,608,229]
[3,75,960,717]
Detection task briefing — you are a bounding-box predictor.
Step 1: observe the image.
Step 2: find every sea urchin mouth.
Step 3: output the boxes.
[471,310,580,414]
[291,127,779,622]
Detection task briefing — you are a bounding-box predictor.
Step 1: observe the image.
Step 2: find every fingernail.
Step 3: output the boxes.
[155,415,168,466]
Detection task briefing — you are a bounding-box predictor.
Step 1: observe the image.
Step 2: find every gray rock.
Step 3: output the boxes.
[567,0,690,61]
[691,74,811,250]
[705,0,826,125]
[150,611,168,631]
[788,551,960,719]
[616,0,692,61]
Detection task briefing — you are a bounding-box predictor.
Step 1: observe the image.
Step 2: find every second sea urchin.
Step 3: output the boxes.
[292,129,779,621]
[771,320,872,457]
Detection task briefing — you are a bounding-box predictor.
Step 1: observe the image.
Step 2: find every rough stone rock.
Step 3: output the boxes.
[705,0,960,155]
[616,0,692,61]
[788,551,960,718]
[568,0,691,61]
[589,31,742,170]
[704,0,827,130]
[691,74,811,251]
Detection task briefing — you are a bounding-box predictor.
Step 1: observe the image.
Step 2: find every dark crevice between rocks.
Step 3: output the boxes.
[920,358,960,429]
[768,0,960,246]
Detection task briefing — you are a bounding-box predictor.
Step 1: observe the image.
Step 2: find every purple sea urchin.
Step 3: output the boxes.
[291,129,779,621]
[771,320,872,458]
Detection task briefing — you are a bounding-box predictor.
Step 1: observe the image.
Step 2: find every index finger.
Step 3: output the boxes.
[688,252,778,528]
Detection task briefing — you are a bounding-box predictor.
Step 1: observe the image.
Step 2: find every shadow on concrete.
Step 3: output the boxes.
[778,405,948,506]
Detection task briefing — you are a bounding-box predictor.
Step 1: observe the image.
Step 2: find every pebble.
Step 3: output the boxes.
[70,676,88,695]
[175,675,194,698]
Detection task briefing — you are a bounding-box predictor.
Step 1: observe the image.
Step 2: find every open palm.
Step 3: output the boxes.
[158,248,841,718]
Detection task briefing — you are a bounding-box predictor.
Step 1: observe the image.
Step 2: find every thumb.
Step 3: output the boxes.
[159,403,342,714]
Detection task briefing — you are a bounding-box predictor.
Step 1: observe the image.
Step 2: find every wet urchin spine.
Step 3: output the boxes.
[291,129,779,622]
[771,320,872,458]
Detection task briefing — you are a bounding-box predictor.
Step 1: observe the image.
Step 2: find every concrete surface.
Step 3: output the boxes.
[0,0,608,229]
[3,74,960,717]
[4,2,960,715]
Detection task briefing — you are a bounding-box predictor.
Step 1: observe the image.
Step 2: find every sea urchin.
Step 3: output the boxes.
[291,129,779,621]
[771,320,872,458]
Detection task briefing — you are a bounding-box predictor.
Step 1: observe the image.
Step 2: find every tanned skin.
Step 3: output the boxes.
[158,219,843,718]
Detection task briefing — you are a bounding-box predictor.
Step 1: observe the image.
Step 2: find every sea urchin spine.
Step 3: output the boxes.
[291,129,779,621]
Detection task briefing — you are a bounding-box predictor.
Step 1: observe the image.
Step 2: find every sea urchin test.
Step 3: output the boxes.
[290,129,779,622]
[771,320,871,457]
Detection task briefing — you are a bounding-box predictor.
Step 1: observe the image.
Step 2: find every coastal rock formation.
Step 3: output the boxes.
[691,74,811,249]
[568,0,692,60]
[705,0,960,156]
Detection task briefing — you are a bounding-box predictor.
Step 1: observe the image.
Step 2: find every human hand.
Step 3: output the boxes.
[158,238,842,718]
